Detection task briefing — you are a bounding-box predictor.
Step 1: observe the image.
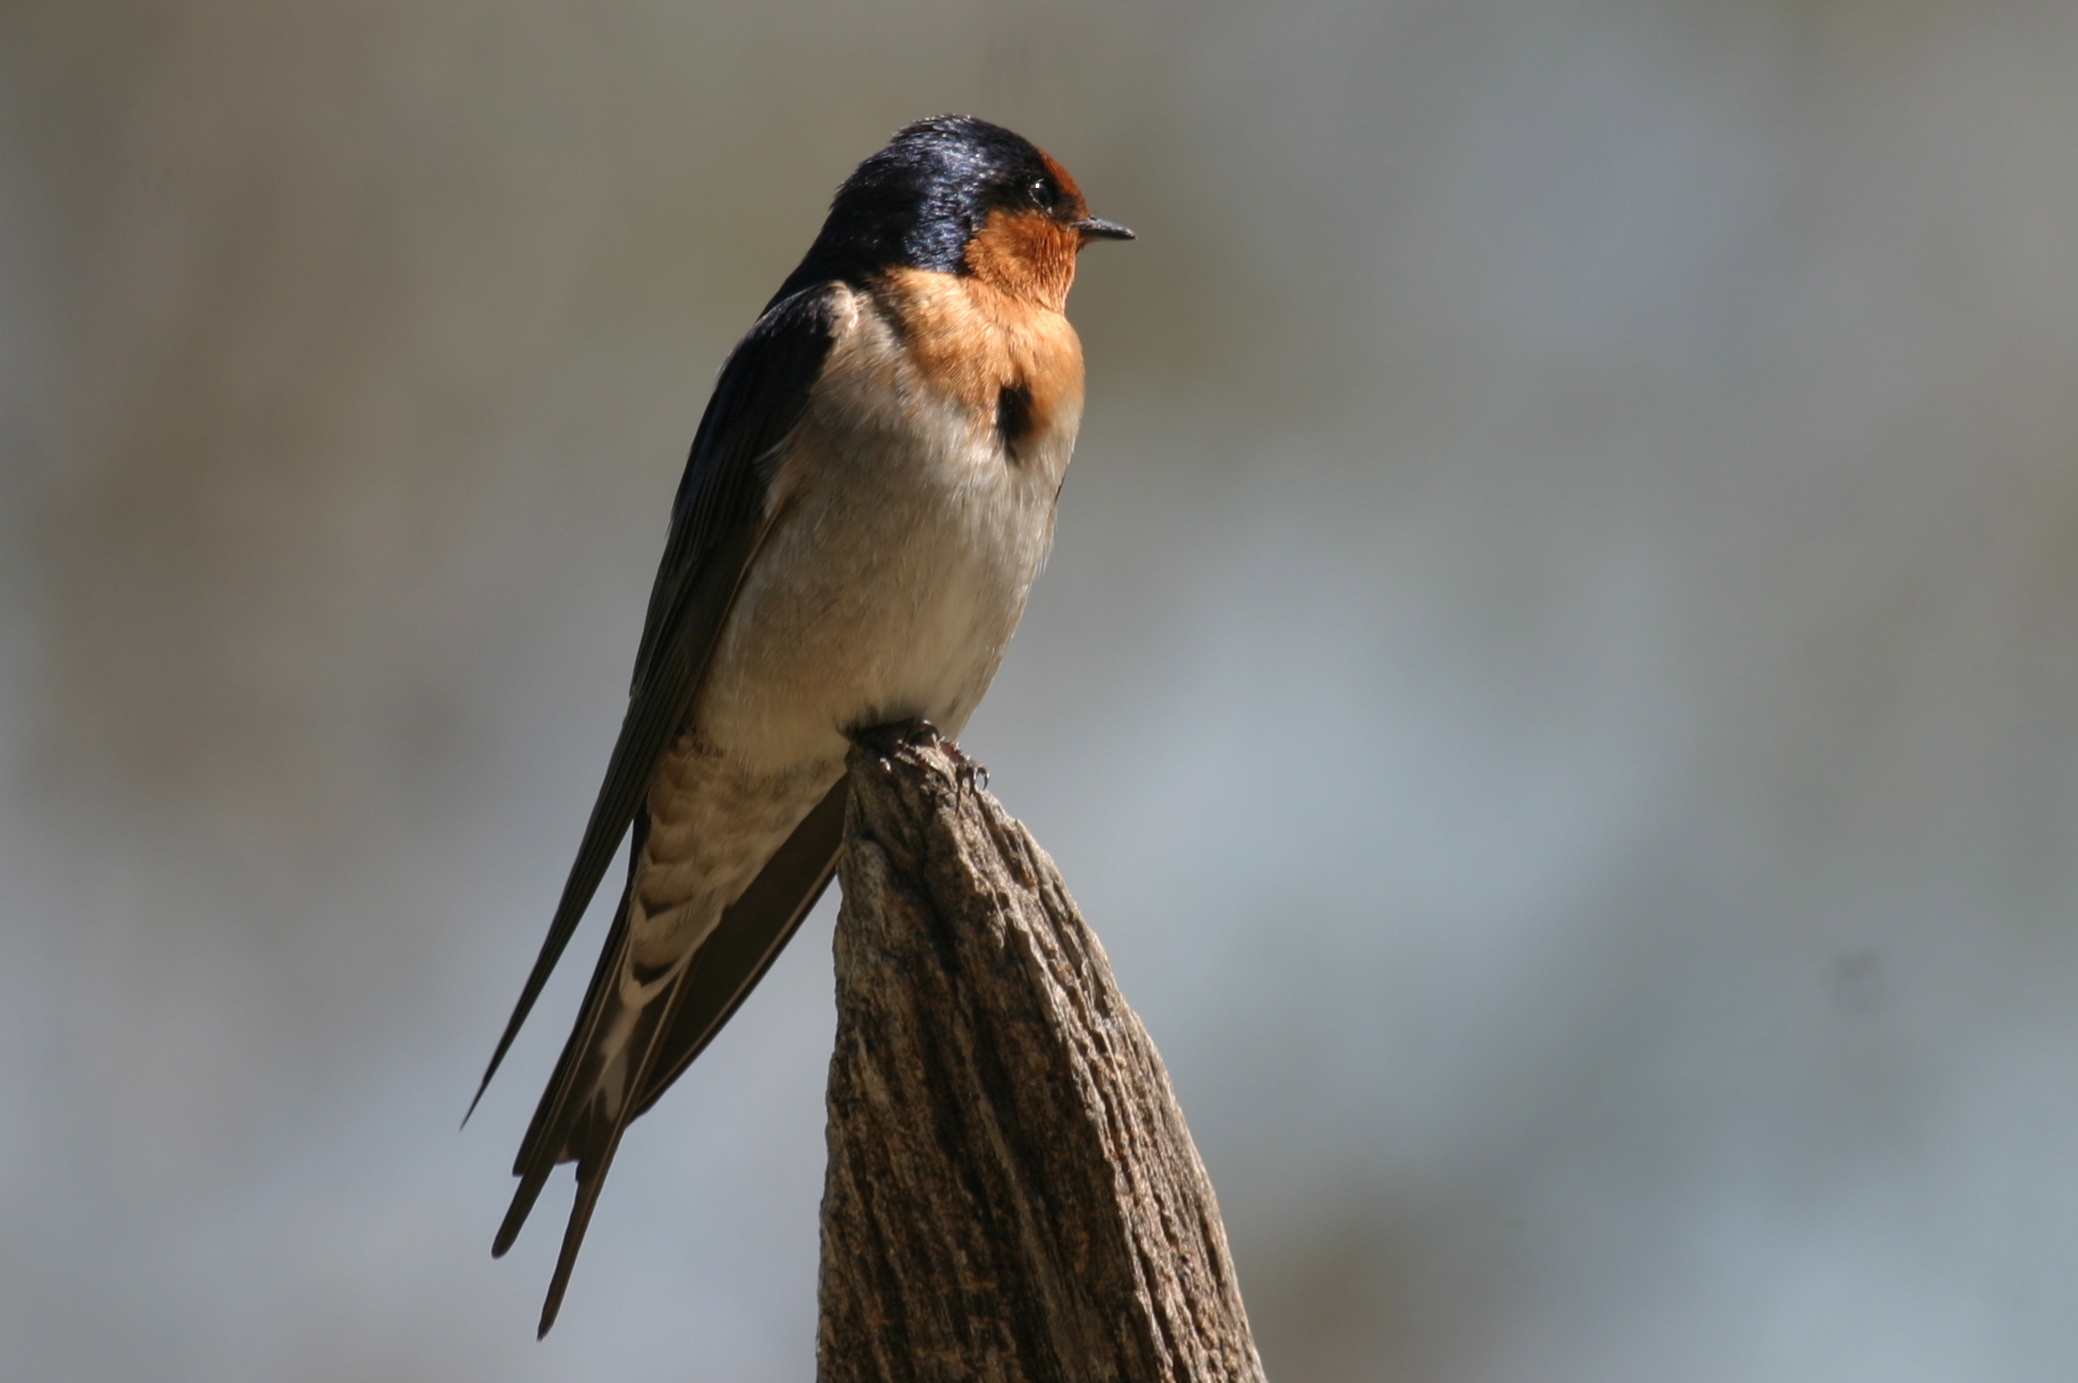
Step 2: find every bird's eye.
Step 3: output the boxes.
[1029,178,1054,209]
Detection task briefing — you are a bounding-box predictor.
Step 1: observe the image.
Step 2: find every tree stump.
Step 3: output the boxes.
[817,734,1265,1383]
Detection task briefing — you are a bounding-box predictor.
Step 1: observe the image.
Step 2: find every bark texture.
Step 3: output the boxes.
[817,734,1265,1383]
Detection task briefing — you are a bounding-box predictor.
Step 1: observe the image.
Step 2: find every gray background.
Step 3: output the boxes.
[5,1,2078,1379]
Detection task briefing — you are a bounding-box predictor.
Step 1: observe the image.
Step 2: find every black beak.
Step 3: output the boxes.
[1071,217,1136,242]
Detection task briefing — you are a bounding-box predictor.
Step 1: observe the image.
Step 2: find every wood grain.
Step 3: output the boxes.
[817,733,1265,1383]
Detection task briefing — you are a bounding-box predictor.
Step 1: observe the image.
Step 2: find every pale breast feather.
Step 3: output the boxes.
[693,274,1081,770]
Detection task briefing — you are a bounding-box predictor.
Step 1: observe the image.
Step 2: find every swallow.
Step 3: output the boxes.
[468,115,1132,1336]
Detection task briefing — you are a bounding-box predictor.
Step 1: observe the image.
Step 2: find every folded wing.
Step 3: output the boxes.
[469,284,845,1334]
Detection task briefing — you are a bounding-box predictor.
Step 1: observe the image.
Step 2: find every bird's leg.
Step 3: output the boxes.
[849,718,988,793]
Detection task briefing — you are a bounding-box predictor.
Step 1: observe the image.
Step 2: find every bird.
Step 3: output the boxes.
[469,114,1133,1337]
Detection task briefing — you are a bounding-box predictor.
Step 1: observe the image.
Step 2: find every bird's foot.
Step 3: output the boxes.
[849,718,988,793]
[850,717,942,761]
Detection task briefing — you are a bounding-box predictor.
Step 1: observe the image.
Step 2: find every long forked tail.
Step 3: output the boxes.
[493,779,848,1336]
[492,874,682,1338]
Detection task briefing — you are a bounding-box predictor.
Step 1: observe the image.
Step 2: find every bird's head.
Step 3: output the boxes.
[778,115,1133,313]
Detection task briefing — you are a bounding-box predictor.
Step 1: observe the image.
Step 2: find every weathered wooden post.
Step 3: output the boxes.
[817,733,1266,1383]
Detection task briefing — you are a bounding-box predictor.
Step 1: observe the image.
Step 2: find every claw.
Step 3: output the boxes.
[934,734,988,795]
[953,753,989,795]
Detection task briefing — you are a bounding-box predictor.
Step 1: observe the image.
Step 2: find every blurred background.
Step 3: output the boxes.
[5,1,2078,1378]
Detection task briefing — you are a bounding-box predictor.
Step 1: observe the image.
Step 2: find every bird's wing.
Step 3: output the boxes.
[468,284,841,1120]
[492,777,848,1336]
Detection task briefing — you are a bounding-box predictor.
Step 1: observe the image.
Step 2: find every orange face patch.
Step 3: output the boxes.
[963,208,1083,315]
[879,267,1085,446]
[960,148,1095,315]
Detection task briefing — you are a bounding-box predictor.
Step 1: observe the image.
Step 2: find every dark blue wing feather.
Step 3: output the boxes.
[468,286,839,1119]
